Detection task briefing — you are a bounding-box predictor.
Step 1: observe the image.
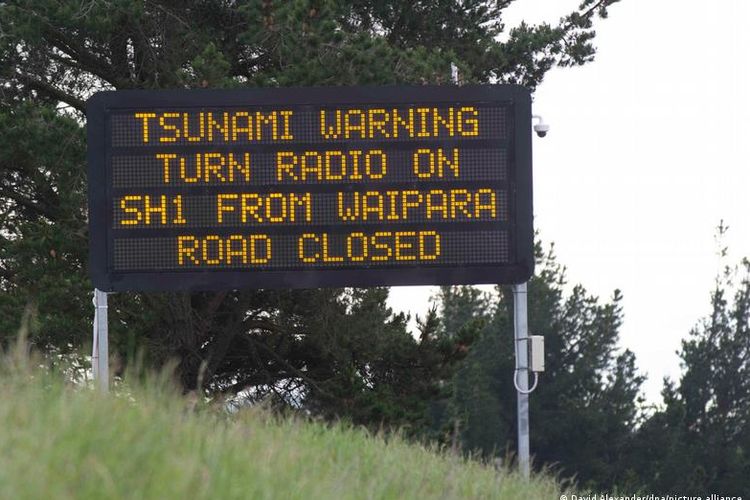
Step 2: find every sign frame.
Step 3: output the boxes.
[87,84,533,291]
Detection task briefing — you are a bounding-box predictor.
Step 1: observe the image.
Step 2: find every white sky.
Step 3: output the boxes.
[388,0,750,403]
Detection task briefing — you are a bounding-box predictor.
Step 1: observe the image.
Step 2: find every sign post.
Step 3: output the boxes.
[92,288,109,392]
[514,282,530,477]
[86,84,536,461]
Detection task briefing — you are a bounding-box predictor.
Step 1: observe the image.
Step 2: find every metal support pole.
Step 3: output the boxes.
[513,282,530,478]
[91,294,98,382]
[92,289,109,392]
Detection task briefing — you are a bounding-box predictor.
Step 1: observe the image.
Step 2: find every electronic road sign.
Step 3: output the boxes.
[87,85,533,291]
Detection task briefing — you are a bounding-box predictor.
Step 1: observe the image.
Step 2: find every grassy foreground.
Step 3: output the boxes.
[0,362,560,499]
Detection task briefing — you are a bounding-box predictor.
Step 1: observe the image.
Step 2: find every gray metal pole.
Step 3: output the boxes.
[92,293,98,382]
[513,282,530,477]
[93,289,109,392]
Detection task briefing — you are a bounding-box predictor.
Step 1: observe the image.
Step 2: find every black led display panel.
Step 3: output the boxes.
[87,85,533,291]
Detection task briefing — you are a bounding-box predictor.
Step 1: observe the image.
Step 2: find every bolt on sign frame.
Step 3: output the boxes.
[87,85,533,291]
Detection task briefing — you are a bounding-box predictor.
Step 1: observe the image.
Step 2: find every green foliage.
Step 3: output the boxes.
[0,0,622,105]
[431,232,749,494]
[627,247,750,494]
[0,0,621,431]
[433,243,645,488]
[0,363,563,499]
[0,103,90,352]
[193,287,473,432]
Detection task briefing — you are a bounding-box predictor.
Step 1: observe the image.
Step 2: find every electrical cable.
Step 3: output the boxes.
[513,330,539,394]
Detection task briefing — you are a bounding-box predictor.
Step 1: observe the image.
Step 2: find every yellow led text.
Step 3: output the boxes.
[276,150,386,181]
[177,234,271,265]
[319,107,479,139]
[337,188,497,222]
[156,152,251,183]
[119,195,186,225]
[216,192,312,224]
[298,230,441,263]
[412,148,460,178]
[134,111,294,143]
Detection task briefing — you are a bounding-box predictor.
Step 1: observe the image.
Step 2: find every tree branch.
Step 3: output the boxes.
[15,74,86,113]
[242,334,332,398]
[580,0,612,20]
[0,266,16,282]
[41,24,122,87]
[0,187,57,220]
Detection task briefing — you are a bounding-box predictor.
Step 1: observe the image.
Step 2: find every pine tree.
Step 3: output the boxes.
[0,0,622,426]
[0,104,90,359]
[629,229,750,494]
[435,244,645,488]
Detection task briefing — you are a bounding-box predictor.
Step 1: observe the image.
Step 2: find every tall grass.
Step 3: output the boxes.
[0,350,561,499]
